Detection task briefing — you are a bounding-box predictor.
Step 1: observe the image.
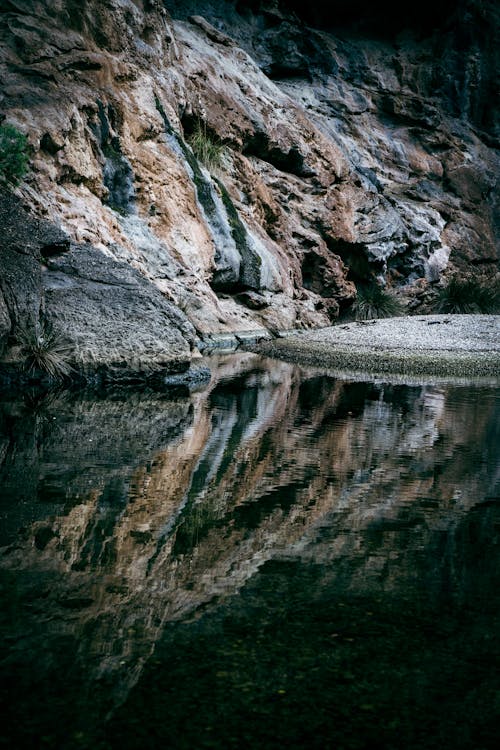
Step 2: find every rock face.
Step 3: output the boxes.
[0,189,196,377]
[0,0,498,359]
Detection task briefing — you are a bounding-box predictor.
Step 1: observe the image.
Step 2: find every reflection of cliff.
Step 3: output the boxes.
[0,356,498,731]
[0,390,194,544]
[283,382,500,609]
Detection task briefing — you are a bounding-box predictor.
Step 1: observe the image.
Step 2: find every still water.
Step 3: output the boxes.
[0,354,499,750]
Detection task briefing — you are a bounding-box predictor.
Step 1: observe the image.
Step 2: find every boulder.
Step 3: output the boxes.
[0,190,197,379]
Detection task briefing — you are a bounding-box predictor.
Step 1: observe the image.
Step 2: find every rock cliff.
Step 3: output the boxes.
[0,0,498,369]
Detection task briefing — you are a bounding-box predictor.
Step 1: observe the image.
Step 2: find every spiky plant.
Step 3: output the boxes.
[436,276,500,314]
[0,123,29,186]
[17,320,74,379]
[355,283,405,320]
[187,121,227,172]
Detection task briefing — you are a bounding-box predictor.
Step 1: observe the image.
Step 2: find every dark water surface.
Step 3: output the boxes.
[0,354,499,750]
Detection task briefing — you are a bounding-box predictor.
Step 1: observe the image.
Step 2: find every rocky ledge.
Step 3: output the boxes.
[246,315,500,378]
[0,188,201,386]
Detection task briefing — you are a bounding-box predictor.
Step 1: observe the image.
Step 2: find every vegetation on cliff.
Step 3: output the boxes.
[0,124,29,187]
[16,319,74,380]
[187,120,228,174]
[437,276,500,315]
[355,283,405,320]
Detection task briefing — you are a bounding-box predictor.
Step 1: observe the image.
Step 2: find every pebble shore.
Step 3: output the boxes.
[246,315,500,379]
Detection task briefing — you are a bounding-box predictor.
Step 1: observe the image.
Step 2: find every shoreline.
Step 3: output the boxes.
[242,315,500,379]
[2,315,499,391]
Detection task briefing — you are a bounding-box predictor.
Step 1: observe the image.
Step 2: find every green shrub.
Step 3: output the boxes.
[355,283,405,320]
[17,320,74,379]
[436,276,500,314]
[0,124,29,186]
[187,121,227,173]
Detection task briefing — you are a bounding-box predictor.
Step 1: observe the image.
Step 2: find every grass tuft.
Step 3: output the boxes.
[355,283,405,320]
[0,123,30,186]
[187,121,228,173]
[17,320,74,379]
[436,276,500,314]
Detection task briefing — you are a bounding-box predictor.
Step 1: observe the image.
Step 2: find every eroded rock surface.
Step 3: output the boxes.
[0,0,498,356]
[0,189,196,377]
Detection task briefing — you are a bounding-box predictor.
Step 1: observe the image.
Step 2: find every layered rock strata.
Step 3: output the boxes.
[0,0,498,367]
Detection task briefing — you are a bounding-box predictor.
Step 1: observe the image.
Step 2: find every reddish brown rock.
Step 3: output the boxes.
[0,0,498,345]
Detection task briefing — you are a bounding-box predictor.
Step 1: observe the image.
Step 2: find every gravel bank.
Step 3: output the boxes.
[245,315,500,378]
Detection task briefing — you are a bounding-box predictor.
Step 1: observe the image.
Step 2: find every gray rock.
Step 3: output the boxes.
[1,0,498,330]
[43,244,196,371]
[0,189,48,328]
[236,291,269,310]
[0,288,10,352]
[0,190,197,377]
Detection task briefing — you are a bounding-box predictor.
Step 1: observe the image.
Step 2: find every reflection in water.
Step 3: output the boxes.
[0,355,499,749]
